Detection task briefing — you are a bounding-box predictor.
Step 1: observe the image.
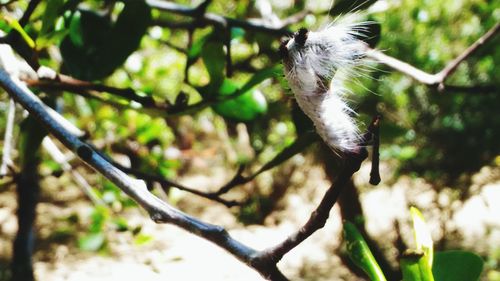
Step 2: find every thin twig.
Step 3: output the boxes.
[436,22,500,88]
[0,98,16,177]
[112,161,242,207]
[366,23,500,90]
[23,75,162,108]
[42,136,105,206]
[18,0,41,27]
[212,131,318,196]
[368,115,381,185]
[146,0,291,36]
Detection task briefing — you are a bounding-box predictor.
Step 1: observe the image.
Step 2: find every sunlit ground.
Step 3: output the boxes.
[1,158,499,280]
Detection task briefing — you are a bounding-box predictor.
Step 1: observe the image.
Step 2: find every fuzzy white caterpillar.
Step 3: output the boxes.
[280,22,368,153]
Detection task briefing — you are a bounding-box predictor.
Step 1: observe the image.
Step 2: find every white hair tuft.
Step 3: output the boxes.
[281,21,369,153]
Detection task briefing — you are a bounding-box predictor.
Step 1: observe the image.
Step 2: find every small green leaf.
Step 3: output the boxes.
[89,205,110,233]
[3,15,35,48]
[401,250,435,281]
[78,232,106,251]
[68,10,84,47]
[212,79,268,122]
[238,65,283,94]
[61,1,151,80]
[410,207,433,267]
[134,233,153,245]
[41,0,65,35]
[114,217,129,232]
[344,222,387,281]
[201,41,226,91]
[432,251,484,281]
[107,0,151,70]
[231,27,245,39]
[187,33,210,60]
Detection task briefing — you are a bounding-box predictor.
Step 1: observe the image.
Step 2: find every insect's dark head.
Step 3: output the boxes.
[279,28,308,61]
[295,28,309,46]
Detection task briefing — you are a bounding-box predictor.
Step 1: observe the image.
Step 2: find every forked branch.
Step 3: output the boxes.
[366,23,500,90]
[0,68,372,280]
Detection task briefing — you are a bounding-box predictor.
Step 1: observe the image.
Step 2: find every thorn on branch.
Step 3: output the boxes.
[193,0,212,17]
[368,115,381,185]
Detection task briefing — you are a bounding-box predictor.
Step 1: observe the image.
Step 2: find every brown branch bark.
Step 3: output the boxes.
[23,75,162,108]
[0,68,373,280]
[146,0,292,36]
[256,149,368,264]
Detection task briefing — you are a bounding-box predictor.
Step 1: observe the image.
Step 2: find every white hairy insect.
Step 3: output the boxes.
[281,22,369,153]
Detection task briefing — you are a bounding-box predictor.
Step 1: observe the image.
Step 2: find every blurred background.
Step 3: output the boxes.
[0,0,499,280]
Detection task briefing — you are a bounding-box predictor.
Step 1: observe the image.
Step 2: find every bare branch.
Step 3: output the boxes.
[437,23,500,87]
[212,131,318,196]
[0,67,282,280]
[112,161,242,208]
[366,23,500,89]
[0,98,16,177]
[146,0,291,36]
[23,75,163,108]
[18,0,41,27]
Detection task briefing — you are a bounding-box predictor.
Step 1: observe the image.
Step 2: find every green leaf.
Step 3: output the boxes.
[401,251,435,281]
[187,33,210,60]
[3,15,35,48]
[208,66,280,121]
[238,65,282,94]
[89,205,110,233]
[41,0,65,35]
[231,27,245,40]
[432,251,484,281]
[134,233,154,245]
[113,217,129,232]
[106,0,151,70]
[344,222,387,281]
[201,41,226,91]
[68,10,84,47]
[212,80,267,122]
[60,1,151,80]
[78,232,106,251]
[410,207,433,267]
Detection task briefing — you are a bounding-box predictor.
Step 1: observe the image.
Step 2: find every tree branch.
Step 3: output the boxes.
[256,149,368,264]
[0,98,16,177]
[18,0,41,27]
[366,23,500,90]
[0,67,372,280]
[146,0,291,36]
[23,75,163,108]
[112,161,242,208]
